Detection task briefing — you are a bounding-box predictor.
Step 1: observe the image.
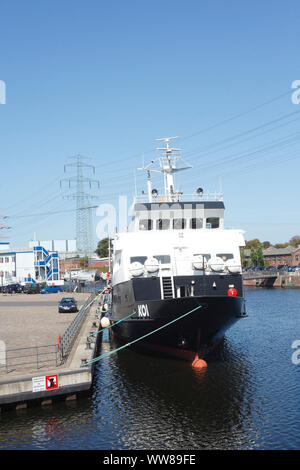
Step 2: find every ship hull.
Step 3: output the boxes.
[109,277,246,361]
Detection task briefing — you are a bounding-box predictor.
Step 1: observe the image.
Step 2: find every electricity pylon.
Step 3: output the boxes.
[60,155,100,257]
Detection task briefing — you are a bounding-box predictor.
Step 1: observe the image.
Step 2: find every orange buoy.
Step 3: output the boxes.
[57,336,61,349]
[191,353,207,370]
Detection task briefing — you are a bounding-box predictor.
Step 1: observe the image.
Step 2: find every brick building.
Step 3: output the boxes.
[243,246,300,266]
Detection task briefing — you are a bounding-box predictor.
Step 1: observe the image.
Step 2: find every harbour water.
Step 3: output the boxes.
[0,287,299,450]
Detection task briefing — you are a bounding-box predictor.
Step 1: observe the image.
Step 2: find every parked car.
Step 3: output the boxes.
[277,264,289,271]
[58,297,78,313]
[2,283,23,293]
[40,285,62,294]
[23,283,41,294]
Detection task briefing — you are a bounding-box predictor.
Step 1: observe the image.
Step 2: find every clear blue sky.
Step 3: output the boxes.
[0,0,299,248]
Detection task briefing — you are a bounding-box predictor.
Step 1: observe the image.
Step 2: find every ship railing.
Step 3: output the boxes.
[134,192,223,203]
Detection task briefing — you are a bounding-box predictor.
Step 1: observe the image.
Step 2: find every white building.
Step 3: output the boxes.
[0,244,62,286]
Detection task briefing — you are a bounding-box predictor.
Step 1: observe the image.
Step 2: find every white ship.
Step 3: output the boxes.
[108,137,246,366]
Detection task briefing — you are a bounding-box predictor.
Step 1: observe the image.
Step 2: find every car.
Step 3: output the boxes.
[40,285,62,294]
[1,283,23,293]
[23,283,41,294]
[58,297,78,313]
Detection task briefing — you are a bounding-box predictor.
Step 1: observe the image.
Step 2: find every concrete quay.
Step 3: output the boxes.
[0,291,105,411]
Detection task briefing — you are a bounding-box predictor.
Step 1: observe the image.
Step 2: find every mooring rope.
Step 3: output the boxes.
[88,311,136,337]
[81,303,203,366]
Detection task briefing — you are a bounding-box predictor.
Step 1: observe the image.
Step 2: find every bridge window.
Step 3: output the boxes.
[173,218,186,229]
[206,217,219,228]
[190,218,203,229]
[130,256,147,264]
[156,219,170,230]
[139,219,153,231]
[154,255,171,264]
[217,253,233,261]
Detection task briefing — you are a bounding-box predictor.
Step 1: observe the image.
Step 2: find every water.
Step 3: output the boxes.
[0,287,300,450]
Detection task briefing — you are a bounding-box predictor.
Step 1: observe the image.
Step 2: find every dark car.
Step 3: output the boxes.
[2,283,23,294]
[58,297,78,313]
[23,283,41,294]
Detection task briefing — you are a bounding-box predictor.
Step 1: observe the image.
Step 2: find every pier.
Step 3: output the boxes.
[0,290,106,411]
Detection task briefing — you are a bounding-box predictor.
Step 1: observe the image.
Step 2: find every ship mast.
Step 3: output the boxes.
[138,137,192,203]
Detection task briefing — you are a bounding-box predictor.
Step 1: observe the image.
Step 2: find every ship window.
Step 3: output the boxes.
[154,255,171,264]
[173,218,186,229]
[190,218,203,229]
[206,217,219,228]
[130,256,147,264]
[139,219,153,231]
[217,253,234,261]
[156,219,170,230]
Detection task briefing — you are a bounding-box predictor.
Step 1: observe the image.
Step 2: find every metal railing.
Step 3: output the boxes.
[59,292,97,362]
[0,344,60,374]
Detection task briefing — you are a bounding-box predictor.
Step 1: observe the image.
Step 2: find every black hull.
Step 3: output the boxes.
[110,276,246,362]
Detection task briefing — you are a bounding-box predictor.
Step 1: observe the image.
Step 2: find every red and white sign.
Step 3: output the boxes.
[32,374,59,392]
[46,374,58,390]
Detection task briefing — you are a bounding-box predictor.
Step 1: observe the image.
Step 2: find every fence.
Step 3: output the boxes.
[58,292,97,362]
[0,344,60,374]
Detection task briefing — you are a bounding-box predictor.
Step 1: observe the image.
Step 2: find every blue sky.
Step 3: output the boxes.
[0,0,299,248]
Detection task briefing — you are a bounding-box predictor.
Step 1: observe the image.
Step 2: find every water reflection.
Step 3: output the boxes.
[89,334,257,450]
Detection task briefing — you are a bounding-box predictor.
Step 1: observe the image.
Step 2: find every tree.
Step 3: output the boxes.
[250,246,264,267]
[289,236,300,248]
[245,239,263,249]
[262,241,271,248]
[95,237,113,258]
[274,243,289,249]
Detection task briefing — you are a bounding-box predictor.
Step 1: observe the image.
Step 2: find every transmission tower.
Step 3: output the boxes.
[60,155,100,257]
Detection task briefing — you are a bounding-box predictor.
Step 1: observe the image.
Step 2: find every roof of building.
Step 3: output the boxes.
[243,245,300,257]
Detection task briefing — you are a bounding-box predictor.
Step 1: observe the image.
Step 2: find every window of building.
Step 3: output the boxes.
[0,258,3,263]
[190,218,203,229]
[206,218,219,229]
[12,256,15,263]
[296,255,299,262]
[5,257,9,263]
[156,219,170,230]
[173,218,186,229]
[139,219,153,231]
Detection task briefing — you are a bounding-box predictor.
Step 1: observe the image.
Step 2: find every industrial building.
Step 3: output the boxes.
[0,243,61,286]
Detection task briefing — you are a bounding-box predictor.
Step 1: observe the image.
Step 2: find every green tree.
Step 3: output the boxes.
[250,246,264,267]
[262,241,271,248]
[274,243,289,249]
[245,239,263,249]
[95,237,113,258]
